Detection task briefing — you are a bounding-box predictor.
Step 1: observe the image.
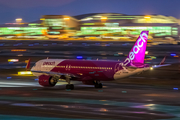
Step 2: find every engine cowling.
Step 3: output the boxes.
[38,75,57,87]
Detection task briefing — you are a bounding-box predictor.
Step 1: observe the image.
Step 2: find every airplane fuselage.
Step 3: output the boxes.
[31,59,148,81]
[30,31,151,89]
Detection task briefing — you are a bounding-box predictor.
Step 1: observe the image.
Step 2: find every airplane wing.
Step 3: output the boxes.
[31,70,78,78]
[152,64,171,68]
[151,56,171,68]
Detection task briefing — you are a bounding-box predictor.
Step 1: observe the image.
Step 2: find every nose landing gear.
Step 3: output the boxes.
[94,81,103,88]
[65,75,74,90]
[66,84,74,90]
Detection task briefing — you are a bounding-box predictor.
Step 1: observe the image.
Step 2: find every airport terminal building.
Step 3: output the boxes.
[0,13,179,39]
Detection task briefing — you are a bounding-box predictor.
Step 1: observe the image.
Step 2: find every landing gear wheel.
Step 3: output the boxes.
[70,84,74,90]
[66,84,74,90]
[94,83,103,88]
[98,83,102,88]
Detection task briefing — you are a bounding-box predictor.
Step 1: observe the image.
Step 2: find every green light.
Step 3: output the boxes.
[82,23,95,25]
[52,27,62,29]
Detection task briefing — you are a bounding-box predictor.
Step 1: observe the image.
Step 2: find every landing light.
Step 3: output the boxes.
[150,67,153,70]
[145,51,148,55]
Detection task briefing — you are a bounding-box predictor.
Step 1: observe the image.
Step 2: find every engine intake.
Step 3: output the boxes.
[38,75,57,87]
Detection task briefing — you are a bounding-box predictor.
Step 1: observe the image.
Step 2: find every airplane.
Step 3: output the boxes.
[30,31,168,90]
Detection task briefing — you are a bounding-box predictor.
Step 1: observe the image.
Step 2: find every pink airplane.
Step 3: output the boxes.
[30,31,168,90]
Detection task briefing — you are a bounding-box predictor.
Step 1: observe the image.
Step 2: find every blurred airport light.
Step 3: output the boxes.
[94,16,102,17]
[18,71,32,75]
[101,16,107,20]
[144,16,151,19]
[64,17,70,20]
[81,17,93,21]
[25,59,29,63]
[8,59,19,62]
[101,16,107,22]
[173,88,178,90]
[7,77,12,79]
[16,18,22,23]
[144,16,151,23]
[11,49,26,52]
[145,51,149,55]
[150,67,153,70]
[40,18,45,20]
[171,53,176,56]
[77,56,83,59]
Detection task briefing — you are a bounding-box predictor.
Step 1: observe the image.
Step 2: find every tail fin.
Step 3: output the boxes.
[26,58,31,70]
[123,31,149,66]
[159,56,166,65]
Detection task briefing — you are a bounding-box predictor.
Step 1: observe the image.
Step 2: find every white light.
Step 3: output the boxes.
[18,71,32,75]
[8,59,19,62]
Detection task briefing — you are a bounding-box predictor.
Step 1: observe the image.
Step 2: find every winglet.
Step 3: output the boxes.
[26,58,31,70]
[159,56,166,65]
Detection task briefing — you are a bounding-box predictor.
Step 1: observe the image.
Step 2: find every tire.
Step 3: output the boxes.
[95,83,102,88]
[66,84,74,90]
[66,84,71,89]
[70,84,74,90]
[95,84,99,88]
[98,83,102,88]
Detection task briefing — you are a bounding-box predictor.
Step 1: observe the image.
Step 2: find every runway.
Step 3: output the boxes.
[0,77,179,120]
[0,40,179,119]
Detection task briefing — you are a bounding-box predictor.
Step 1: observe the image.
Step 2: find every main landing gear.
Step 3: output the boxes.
[94,81,103,88]
[65,75,74,90]
[66,84,74,90]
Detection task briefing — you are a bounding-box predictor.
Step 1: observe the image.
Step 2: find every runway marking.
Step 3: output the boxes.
[0,114,100,120]
[0,81,39,87]
[0,96,179,120]
[143,94,177,97]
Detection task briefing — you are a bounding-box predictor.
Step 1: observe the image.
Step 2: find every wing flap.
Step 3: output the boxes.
[31,70,78,78]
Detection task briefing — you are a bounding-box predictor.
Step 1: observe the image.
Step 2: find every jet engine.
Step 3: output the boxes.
[38,75,57,87]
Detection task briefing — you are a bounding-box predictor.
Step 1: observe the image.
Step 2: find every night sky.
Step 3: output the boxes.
[0,0,179,23]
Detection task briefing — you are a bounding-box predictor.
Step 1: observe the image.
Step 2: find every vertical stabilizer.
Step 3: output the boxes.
[123,31,149,66]
[159,56,166,65]
[26,58,31,70]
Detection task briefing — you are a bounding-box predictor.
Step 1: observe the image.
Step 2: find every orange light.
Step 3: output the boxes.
[11,49,26,52]
[174,55,179,57]
[64,17,70,20]
[40,18,45,20]
[16,18,22,23]
[144,16,151,19]
[101,17,107,20]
